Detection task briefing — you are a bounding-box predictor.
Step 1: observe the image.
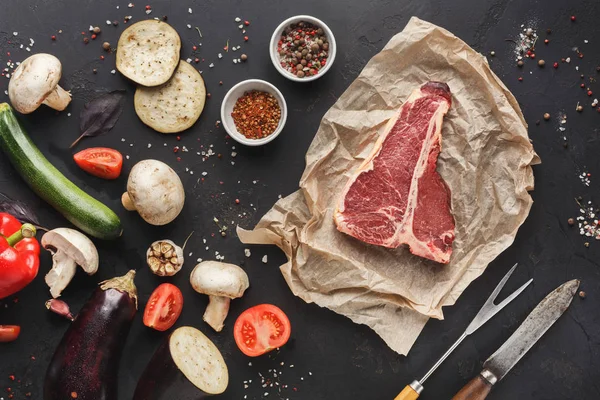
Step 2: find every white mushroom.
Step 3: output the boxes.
[122,160,185,226]
[8,53,72,114]
[42,228,99,298]
[190,261,249,332]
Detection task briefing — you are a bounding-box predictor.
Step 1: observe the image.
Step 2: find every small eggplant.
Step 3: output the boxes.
[44,270,138,400]
[133,326,228,400]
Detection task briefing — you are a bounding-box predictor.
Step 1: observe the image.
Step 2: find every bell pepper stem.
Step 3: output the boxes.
[6,223,37,246]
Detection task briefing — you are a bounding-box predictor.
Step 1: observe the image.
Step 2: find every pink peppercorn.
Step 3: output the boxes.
[553,62,559,68]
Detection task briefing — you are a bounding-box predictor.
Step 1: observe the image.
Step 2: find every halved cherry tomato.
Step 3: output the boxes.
[73,147,123,180]
[0,325,21,342]
[143,283,183,332]
[233,304,291,357]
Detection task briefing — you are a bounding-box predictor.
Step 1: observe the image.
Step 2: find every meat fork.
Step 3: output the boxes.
[394,263,532,400]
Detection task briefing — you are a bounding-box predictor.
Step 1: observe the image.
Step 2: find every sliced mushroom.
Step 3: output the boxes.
[122,160,185,225]
[8,53,72,114]
[146,240,184,276]
[134,60,206,133]
[41,228,99,298]
[116,20,181,87]
[190,261,249,332]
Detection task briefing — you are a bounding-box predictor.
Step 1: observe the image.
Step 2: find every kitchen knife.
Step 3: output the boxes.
[451,279,580,400]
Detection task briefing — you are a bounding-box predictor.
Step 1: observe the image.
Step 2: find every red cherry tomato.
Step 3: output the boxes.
[73,147,123,180]
[143,283,183,331]
[234,304,291,357]
[0,325,21,342]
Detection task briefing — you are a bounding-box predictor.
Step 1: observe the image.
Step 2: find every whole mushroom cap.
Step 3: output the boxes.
[126,159,185,225]
[190,261,249,298]
[8,54,64,114]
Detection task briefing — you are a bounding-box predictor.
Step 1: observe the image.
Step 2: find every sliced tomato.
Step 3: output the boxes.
[73,147,123,180]
[143,283,183,332]
[234,304,291,357]
[0,325,21,342]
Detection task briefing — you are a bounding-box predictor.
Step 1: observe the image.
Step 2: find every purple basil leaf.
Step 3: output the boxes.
[70,90,126,148]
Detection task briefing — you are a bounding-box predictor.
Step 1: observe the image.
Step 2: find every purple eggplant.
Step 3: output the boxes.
[133,326,228,400]
[44,270,138,400]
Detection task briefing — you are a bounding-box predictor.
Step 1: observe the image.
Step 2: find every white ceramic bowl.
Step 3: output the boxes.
[269,15,336,82]
[220,79,288,146]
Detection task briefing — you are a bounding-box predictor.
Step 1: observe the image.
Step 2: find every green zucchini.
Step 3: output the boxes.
[0,103,122,240]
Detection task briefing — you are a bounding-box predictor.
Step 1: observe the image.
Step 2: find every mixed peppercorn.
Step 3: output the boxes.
[231,90,281,139]
[277,21,329,78]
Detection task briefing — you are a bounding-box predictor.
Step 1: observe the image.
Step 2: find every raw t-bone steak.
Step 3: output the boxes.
[334,82,455,264]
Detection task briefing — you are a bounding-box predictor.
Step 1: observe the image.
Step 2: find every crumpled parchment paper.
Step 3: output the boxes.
[238,17,539,355]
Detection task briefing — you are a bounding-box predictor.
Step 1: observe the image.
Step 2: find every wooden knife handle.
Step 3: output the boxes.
[451,374,493,400]
[394,385,420,400]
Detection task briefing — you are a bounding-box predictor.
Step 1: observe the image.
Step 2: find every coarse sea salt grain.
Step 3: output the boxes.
[106,20,112,25]
[209,63,214,68]
[244,249,251,257]
[188,8,193,13]
[262,255,268,264]
[187,24,192,29]
[235,17,241,22]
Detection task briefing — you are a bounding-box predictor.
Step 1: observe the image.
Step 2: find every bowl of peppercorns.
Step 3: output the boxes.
[270,15,336,82]
[221,79,288,146]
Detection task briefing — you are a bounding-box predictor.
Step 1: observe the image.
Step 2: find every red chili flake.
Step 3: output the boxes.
[588,90,593,96]
[91,34,97,40]
[571,15,576,21]
[235,199,240,204]
[9,375,15,381]
[192,45,197,51]
[544,39,549,44]
[578,53,584,59]
[518,77,523,81]
[100,55,105,60]
[244,20,250,26]
[81,31,86,35]
[71,392,78,399]
[553,62,559,68]
[176,157,181,162]
[173,146,179,153]
[244,36,249,41]
[31,356,36,360]
[51,35,56,41]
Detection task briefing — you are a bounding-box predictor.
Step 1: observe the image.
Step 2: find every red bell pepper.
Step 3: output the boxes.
[0,213,40,299]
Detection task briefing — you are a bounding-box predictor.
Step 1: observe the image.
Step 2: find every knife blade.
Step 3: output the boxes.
[451,279,580,400]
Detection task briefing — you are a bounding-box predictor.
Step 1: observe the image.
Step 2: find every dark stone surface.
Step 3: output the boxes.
[1,0,599,399]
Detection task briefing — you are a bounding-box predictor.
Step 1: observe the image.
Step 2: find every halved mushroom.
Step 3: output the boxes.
[41,228,99,298]
[116,20,181,87]
[190,261,250,332]
[122,159,185,225]
[8,53,72,114]
[134,60,206,134]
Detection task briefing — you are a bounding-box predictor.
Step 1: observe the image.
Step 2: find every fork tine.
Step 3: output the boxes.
[485,263,519,305]
[494,278,533,311]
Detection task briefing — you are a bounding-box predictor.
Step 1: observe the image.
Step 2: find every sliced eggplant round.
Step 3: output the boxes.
[133,326,228,399]
[116,20,181,87]
[134,60,206,133]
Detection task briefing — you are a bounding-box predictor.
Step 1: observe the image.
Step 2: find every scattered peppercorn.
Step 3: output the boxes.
[219,81,223,85]
[51,35,56,41]
[517,60,524,67]
[546,28,552,34]
[93,26,101,34]
[231,90,282,139]
[544,39,549,44]
[568,218,575,226]
[100,55,105,60]
[584,242,590,248]
[244,36,249,41]
[553,62,559,68]
[490,51,495,56]
[538,59,545,67]
[518,77,523,81]
[535,120,540,125]
[588,90,593,96]
[102,42,111,51]
[581,83,585,88]
[579,290,586,298]
[241,54,248,61]
[112,20,119,26]
[244,20,250,26]
[91,34,97,40]
[207,93,211,99]
[235,199,240,204]
[571,15,576,21]
[83,37,89,44]
[578,53,584,59]
[71,392,78,399]
[543,113,551,120]
[92,68,97,74]
[277,21,330,78]
[577,105,584,112]
[597,66,600,72]
[194,58,200,63]
[530,53,536,59]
